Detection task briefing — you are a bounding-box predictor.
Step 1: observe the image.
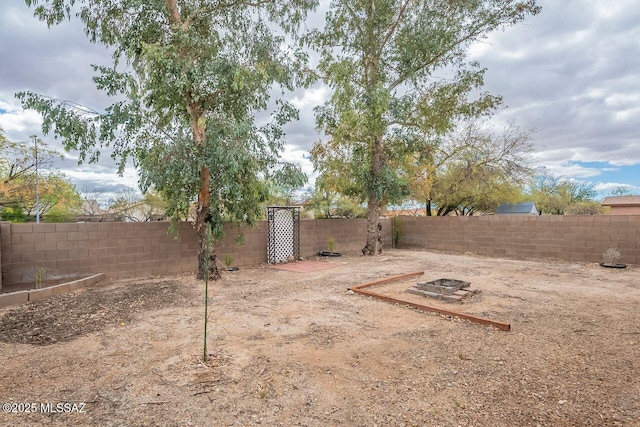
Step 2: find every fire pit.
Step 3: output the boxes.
[407,278,480,302]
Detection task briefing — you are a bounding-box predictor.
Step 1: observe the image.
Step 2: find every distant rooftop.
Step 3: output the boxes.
[601,195,640,206]
[495,202,537,215]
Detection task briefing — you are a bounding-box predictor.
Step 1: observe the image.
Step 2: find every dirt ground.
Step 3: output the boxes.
[1,249,639,426]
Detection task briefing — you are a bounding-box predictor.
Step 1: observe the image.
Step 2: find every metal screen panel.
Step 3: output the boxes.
[267,206,300,264]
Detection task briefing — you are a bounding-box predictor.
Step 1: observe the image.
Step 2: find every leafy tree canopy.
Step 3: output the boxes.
[311,0,540,253]
[304,188,367,219]
[18,0,316,278]
[0,129,81,222]
[406,121,534,216]
[527,172,599,215]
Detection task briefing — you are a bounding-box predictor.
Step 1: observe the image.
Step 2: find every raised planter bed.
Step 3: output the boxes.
[0,273,107,308]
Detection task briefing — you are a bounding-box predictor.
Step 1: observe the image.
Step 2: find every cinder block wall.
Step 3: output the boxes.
[0,218,392,288]
[397,215,639,265]
[209,218,392,268]
[300,218,393,257]
[1,222,199,287]
[0,222,6,292]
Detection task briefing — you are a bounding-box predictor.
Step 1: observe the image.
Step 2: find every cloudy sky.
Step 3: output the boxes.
[1,0,639,199]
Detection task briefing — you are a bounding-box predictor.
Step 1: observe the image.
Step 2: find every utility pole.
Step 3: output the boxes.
[32,135,40,223]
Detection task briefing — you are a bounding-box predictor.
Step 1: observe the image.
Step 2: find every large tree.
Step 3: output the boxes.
[528,173,599,215]
[311,0,540,254]
[0,129,81,221]
[407,121,533,216]
[107,188,168,222]
[19,0,316,279]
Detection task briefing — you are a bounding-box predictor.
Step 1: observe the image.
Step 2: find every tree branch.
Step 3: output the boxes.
[344,3,365,41]
[181,1,267,30]
[165,0,182,26]
[387,22,486,92]
[379,0,411,55]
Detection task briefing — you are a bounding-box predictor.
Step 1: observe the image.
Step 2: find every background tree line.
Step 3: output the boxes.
[0,128,81,222]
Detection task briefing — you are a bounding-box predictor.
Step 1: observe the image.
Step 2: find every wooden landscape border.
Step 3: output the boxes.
[348,271,511,332]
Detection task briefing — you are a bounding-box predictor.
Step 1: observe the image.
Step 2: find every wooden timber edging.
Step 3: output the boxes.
[348,271,511,332]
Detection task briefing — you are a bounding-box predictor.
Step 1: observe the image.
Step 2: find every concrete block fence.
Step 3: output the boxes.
[397,215,640,265]
[0,219,393,291]
[3,215,636,294]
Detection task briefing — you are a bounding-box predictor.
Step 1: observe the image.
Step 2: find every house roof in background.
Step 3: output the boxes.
[496,202,537,214]
[601,195,640,206]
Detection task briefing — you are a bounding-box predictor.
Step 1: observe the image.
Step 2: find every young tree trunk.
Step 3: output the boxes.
[190,108,219,280]
[195,168,219,280]
[165,1,218,280]
[426,198,432,216]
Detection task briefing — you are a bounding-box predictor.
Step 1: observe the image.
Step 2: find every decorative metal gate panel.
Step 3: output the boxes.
[267,206,300,264]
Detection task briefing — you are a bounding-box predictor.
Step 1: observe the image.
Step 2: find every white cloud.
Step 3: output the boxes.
[0,106,42,136]
[593,182,638,193]
[280,143,316,183]
[536,161,604,180]
[2,0,640,192]
[290,86,328,110]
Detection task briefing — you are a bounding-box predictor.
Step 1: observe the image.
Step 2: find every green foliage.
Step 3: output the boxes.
[413,122,533,215]
[333,195,367,218]
[108,188,168,222]
[142,190,168,212]
[261,164,308,210]
[304,189,336,219]
[527,173,599,215]
[19,0,317,278]
[304,189,366,219]
[35,268,47,289]
[224,255,234,268]
[433,165,523,216]
[326,236,336,252]
[44,205,75,222]
[392,217,402,247]
[527,174,560,215]
[38,174,83,218]
[0,204,27,223]
[311,0,540,251]
[0,130,81,221]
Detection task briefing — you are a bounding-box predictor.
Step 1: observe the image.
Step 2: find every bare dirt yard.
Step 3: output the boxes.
[1,249,639,426]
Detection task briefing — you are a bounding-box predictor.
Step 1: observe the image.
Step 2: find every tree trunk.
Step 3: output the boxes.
[190,110,219,280]
[438,206,452,216]
[195,167,219,280]
[361,5,384,256]
[426,198,432,216]
[164,0,218,280]
[362,195,382,255]
[362,135,383,255]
